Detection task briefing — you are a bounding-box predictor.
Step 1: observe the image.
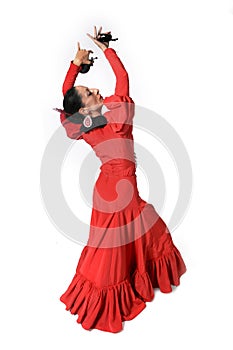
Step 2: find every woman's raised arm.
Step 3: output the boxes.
[62,42,93,96]
[87,26,129,97]
[104,48,129,97]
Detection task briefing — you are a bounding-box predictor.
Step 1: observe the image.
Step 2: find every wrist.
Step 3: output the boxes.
[103,47,112,55]
[102,44,110,52]
[73,59,82,66]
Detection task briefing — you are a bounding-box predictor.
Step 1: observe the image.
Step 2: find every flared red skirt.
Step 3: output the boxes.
[60,169,186,333]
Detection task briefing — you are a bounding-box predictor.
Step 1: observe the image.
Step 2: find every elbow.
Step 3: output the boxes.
[121,71,129,80]
[123,72,129,87]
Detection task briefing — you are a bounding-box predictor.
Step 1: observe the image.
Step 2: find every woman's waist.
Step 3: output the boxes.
[100,159,136,177]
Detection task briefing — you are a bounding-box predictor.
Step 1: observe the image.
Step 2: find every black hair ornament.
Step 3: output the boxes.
[80,33,118,74]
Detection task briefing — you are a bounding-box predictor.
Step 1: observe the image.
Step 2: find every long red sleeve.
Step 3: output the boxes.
[103,49,134,133]
[104,48,129,96]
[62,62,82,96]
[60,62,84,139]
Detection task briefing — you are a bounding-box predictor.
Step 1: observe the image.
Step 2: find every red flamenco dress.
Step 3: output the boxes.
[58,48,186,333]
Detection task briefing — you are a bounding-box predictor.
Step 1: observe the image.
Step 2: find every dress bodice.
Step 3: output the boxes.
[59,48,137,176]
[82,96,137,177]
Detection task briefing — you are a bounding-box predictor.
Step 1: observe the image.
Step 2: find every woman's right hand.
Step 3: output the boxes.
[73,42,93,66]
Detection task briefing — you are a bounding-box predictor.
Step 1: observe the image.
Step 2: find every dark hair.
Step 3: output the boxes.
[63,87,84,115]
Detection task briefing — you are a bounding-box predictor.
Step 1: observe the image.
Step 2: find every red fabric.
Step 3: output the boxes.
[62,61,82,96]
[104,48,129,96]
[59,48,187,333]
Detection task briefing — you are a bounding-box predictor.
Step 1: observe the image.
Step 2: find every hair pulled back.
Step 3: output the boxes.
[63,87,84,115]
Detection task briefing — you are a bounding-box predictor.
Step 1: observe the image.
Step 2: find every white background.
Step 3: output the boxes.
[1,0,233,349]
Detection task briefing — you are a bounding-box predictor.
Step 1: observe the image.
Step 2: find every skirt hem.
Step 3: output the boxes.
[60,244,186,333]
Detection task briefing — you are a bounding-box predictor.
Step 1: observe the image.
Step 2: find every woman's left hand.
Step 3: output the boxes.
[87,26,110,52]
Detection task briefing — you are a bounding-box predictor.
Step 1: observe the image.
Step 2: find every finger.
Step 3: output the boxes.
[98,26,102,36]
[87,33,99,45]
[94,25,97,38]
[77,42,81,51]
[87,33,95,40]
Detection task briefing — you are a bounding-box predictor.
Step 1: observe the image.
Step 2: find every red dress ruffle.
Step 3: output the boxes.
[60,226,186,333]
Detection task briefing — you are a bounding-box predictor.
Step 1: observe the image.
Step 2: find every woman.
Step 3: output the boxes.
[57,26,186,333]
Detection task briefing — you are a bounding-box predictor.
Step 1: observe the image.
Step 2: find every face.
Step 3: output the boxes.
[75,86,104,116]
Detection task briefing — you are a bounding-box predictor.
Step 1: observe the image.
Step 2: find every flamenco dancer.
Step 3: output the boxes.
[56,26,186,333]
